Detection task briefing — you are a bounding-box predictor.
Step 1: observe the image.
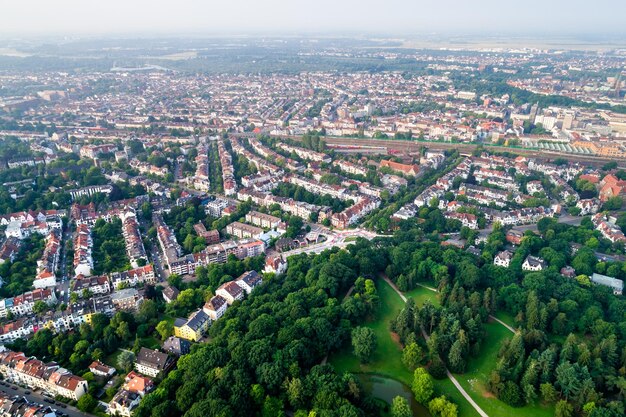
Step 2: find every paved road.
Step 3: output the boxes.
[0,384,94,417]
[280,228,389,257]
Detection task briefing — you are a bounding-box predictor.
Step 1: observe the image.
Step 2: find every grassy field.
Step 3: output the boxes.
[104,349,124,373]
[329,278,480,417]
[405,285,440,307]
[452,320,555,417]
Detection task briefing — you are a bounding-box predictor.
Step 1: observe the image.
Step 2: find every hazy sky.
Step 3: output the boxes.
[1,0,625,36]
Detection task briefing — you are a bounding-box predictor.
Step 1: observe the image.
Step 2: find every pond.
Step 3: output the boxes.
[357,373,431,417]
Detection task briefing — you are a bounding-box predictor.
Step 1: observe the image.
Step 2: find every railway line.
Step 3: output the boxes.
[267,134,626,168]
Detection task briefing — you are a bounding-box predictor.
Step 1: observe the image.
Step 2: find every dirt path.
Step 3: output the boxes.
[381,275,490,417]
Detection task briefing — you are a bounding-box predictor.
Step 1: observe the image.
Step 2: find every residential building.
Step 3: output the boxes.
[522,255,547,271]
[216,281,244,305]
[174,309,210,342]
[134,348,173,378]
[590,273,624,295]
[203,295,228,321]
[494,250,513,268]
[0,350,88,400]
[235,270,263,294]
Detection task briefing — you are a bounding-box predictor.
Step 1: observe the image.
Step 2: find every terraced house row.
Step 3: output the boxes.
[0,350,88,400]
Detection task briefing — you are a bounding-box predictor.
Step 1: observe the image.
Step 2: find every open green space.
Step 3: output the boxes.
[329,278,479,417]
[452,321,555,417]
[104,349,124,373]
[405,284,440,307]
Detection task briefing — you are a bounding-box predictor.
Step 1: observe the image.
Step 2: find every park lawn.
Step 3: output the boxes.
[104,349,124,373]
[330,278,480,417]
[140,336,161,350]
[452,321,555,417]
[405,285,440,307]
[330,277,409,383]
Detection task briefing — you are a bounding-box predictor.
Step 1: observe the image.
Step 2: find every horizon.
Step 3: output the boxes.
[1,0,626,40]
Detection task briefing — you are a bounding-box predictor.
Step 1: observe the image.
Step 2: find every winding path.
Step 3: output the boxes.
[381,276,490,417]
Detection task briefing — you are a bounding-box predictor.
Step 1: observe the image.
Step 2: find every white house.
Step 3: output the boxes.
[493,250,513,268]
[522,255,547,271]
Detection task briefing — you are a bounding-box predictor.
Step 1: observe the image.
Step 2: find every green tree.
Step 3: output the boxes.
[77,393,98,412]
[156,320,174,341]
[351,327,376,363]
[117,350,135,373]
[428,396,458,417]
[402,342,424,371]
[555,400,574,417]
[412,368,434,405]
[391,396,412,417]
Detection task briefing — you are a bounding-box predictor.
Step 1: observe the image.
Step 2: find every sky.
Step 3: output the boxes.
[1,0,625,37]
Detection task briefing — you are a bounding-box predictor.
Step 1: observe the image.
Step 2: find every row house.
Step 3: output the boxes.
[0,238,20,265]
[285,174,351,201]
[490,206,555,226]
[230,137,281,172]
[0,350,88,400]
[192,146,210,191]
[110,265,156,289]
[129,159,169,177]
[34,231,61,289]
[333,159,369,177]
[414,185,446,207]
[0,391,57,416]
[576,198,601,216]
[73,223,93,277]
[0,319,33,343]
[592,213,626,243]
[249,138,304,172]
[217,137,237,196]
[154,216,183,272]
[4,220,52,240]
[73,275,111,296]
[120,211,148,268]
[527,159,582,182]
[331,197,380,229]
[547,173,580,202]
[444,211,479,229]
[0,289,57,318]
[7,157,45,168]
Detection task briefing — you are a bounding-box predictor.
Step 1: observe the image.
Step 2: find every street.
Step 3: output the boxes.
[0,383,95,417]
[281,227,388,257]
